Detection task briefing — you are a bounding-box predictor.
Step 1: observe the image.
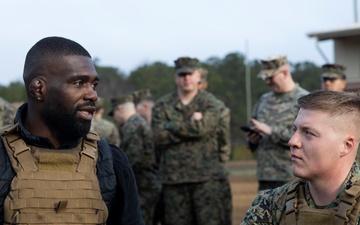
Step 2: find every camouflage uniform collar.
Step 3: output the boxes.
[305,162,360,209]
[173,91,203,109]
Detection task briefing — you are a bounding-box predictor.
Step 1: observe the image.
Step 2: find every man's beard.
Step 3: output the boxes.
[42,97,92,144]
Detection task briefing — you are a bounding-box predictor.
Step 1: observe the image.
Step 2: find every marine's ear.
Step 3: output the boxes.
[29,78,45,101]
[340,136,356,157]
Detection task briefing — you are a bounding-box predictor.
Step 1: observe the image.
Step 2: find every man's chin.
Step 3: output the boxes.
[182,87,197,93]
[69,121,91,140]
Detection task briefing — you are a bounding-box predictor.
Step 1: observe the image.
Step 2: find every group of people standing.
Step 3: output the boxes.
[0,35,360,225]
[94,56,233,225]
[238,55,349,192]
[241,55,360,224]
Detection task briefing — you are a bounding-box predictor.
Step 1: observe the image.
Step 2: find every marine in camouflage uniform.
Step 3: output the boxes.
[320,63,347,92]
[199,67,232,225]
[132,89,155,125]
[242,91,360,225]
[91,98,121,146]
[0,97,16,127]
[248,55,308,191]
[110,95,161,225]
[241,163,360,225]
[152,57,226,225]
[132,89,165,225]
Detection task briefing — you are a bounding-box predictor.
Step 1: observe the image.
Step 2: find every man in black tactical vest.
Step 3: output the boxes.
[241,90,360,225]
[0,36,144,225]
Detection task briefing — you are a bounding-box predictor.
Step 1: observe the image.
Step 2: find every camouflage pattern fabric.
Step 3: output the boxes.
[217,101,231,164]
[218,177,232,225]
[240,163,360,225]
[356,150,360,167]
[139,189,159,225]
[120,114,161,225]
[162,180,223,225]
[257,55,288,80]
[0,97,16,127]
[174,57,200,74]
[250,84,308,183]
[215,98,232,225]
[152,90,226,184]
[321,63,346,79]
[91,118,121,146]
[152,90,226,224]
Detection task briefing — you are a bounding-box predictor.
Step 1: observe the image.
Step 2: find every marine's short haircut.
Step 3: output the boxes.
[298,90,360,120]
[23,36,92,85]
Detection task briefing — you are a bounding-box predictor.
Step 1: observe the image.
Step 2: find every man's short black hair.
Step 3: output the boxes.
[23,36,92,84]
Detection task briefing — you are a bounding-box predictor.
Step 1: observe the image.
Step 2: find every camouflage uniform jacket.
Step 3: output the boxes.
[250,84,308,182]
[0,97,15,127]
[215,98,231,176]
[152,90,225,184]
[91,117,121,146]
[120,114,161,191]
[241,163,360,225]
[216,98,231,164]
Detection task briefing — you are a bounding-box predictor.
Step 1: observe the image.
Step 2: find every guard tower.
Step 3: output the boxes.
[308,23,360,91]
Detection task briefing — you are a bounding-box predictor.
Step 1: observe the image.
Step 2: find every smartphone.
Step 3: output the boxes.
[240,125,253,132]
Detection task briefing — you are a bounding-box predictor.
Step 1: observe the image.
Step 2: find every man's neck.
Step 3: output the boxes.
[307,162,352,206]
[123,111,136,123]
[280,80,296,93]
[178,89,198,105]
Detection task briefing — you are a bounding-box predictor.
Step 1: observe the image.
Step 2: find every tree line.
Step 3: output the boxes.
[0,52,323,159]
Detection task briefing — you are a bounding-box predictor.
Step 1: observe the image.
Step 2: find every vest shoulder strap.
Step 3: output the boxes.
[86,130,101,142]
[284,178,305,225]
[1,123,38,172]
[77,130,100,173]
[334,180,360,225]
[0,123,17,136]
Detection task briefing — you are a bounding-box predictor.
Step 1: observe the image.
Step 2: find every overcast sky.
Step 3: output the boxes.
[0,0,356,86]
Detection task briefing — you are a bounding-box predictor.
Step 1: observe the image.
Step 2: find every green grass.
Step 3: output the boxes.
[231,144,255,160]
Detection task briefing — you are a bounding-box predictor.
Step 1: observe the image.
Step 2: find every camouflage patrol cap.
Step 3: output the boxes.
[132,89,153,105]
[257,55,288,80]
[174,57,200,74]
[321,63,346,79]
[108,94,134,116]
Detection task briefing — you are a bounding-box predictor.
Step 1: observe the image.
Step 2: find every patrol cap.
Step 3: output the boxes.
[174,57,200,74]
[257,55,288,80]
[108,94,134,116]
[321,63,346,79]
[132,89,153,105]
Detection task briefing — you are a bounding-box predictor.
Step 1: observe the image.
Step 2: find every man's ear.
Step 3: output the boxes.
[281,64,290,77]
[341,136,356,157]
[29,78,44,101]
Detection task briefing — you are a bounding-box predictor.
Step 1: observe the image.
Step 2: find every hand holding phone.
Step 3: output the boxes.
[240,125,260,136]
[240,125,253,132]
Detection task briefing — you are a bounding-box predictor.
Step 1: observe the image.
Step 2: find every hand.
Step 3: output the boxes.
[247,131,262,144]
[191,112,203,121]
[250,118,272,136]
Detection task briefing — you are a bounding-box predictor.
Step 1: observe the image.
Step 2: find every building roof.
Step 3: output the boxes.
[307,23,360,41]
